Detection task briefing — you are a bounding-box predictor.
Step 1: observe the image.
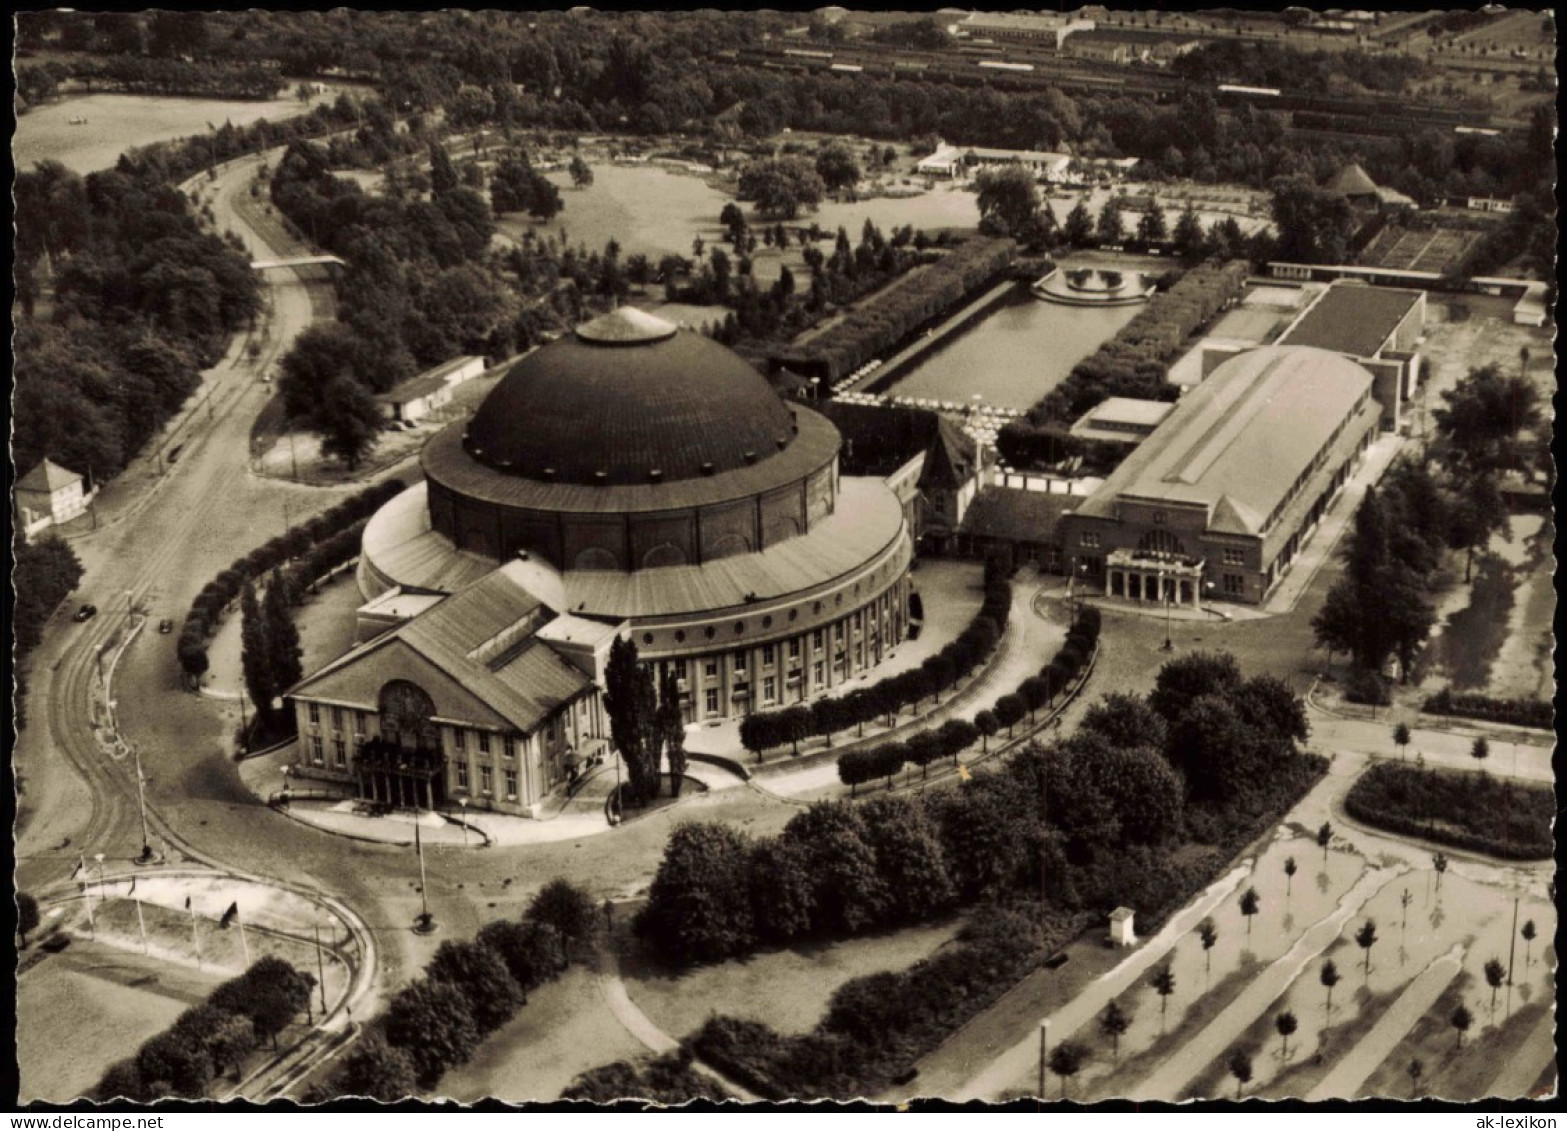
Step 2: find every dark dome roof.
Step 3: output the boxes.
[464,308,798,486]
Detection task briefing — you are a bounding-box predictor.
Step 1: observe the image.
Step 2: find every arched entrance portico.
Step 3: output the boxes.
[357,680,447,810]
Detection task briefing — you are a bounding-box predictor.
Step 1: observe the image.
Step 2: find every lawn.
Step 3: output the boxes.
[14,87,352,176]
[620,915,965,1041]
[17,938,223,1102]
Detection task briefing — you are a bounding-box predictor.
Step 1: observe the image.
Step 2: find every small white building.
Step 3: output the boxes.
[1109,906,1137,947]
[916,142,1072,183]
[375,355,487,425]
[16,459,89,540]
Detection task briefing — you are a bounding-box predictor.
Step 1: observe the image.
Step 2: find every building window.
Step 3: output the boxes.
[503,735,516,760]
[457,762,469,789]
[672,658,688,680]
[331,707,343,731]
[478,731,492,754]
[763,676,777,704]
[1223,574,1245,596]
[705,688,719,715]
[308,702,320,725]
[1224,548,1246,566]
[310,736,324,764]
[835,622,845,641]
[504,769,518,799]
[813,661,824,685]
[813,630,824,652]
[788,638,801,659]
[762,644,776,666]
[733,650,747,675]
[453,728,466,751]
[333,738,346,768]
[480,764,494,793]
[354,710,366,735]
[1081,532,1101,548]
[705,659,719,679]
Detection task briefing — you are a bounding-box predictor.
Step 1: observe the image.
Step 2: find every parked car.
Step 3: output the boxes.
[73,604,98,622]
[159,618,174,635]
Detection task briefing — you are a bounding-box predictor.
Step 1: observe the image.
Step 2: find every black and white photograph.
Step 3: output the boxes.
[10,5,1556,1111]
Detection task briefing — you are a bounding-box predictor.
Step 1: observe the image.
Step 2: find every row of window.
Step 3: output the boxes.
[454,761,519,799]
[307,703,368,733]
[304,701,524,759]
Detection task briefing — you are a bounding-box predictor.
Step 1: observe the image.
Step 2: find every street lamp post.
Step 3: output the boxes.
[94,853,107,908]
[458,797,469,848]
[1160,576,1175,652]
[134,745,152,862]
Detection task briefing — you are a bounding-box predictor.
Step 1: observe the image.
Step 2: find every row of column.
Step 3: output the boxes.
[361,769,435,811]
[1106,569,1201,607]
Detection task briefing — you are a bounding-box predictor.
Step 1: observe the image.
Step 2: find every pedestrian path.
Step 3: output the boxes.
[940,861,1254,1102]
[1131,865,1400,1101]
[1305,943,1464,1101]
[1486,1008,1558,1099]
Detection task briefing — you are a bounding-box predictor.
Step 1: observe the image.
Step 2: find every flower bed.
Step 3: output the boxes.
[1344,761,1552,861]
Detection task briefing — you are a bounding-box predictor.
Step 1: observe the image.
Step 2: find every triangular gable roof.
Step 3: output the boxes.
[1325,163,1378,197]
[289,635,518,730]
[919,416,975,491]
[1209,494,1263,536]
[17,459,82,494]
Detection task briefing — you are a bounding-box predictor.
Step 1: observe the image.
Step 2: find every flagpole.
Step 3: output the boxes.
[414,819,434,932]
[238,907,251,966]
[135,897,149,955]
[314,921,329,1018]
[190,899,202,969]
[79,852,95,940]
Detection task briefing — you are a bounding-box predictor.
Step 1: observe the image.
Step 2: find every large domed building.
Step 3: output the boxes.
[287,309,915,817]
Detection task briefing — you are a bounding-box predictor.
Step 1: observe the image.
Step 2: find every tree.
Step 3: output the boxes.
[1198,917,1218,978]
[1062,200,1094,247]
[475,920,565,992]
[1446,471,1507,583]
[428,141,459,197]
[1227,1048,1253,1098]
[1321,958,1341,1016]
[569,155,594,190]
[1100,1000,1131,1059]
[815,144,861,194]
[216,957,313,1051]
[238,582,271,735]
[747,837,815,945]
[1317,822,1333,863]
[994,694,1026,737]
[383,978,480,1088]
[335,1031,418,1101]
[1470,736,1490,774]
[426,939,524,1034]
[136,1030,213,1098]
[1047,1040,1087,1099]
[1149,651,1244,726]
[94,1060,148,1103]
[1269,175,1357,263]
[1433,363,1540,475]
[1152,963,1176,1032]
[1407,1057,1424,1097]
[526,878,598,953]
[1483,957,1506,1019]
[859,796,955,923]
[1432,851,1448,891]
[1081,692,1168,752]
[313,374,383,470]
[1355,919,1378,981]
[1284,856,1297,901]
[1136,205,1169,245]
[1096,197,1126,246]
[975,165,1043,242]
[262,569,303,713]
[736,157,825,220]
[1239,887,1260,938]
[658,667,686,797]
[1172,203,1206,262]
[975,709,1000,752]
[16,892,40,948]
[1275,1010,1298,1061]
[781,802,892,935]
[1521,919,1537,969]
[1451,1003,1473,1049]
[604,637,660,806]
[1392,722,1411,762]
[638,822,755,963]
[205,1012,258,1079]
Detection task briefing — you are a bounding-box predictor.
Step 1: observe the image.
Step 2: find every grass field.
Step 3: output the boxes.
[14,86,353,176]
[18,938,223,1102]
[619,916,966,1040]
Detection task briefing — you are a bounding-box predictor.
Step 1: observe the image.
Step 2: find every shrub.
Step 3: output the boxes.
[1345,762,1551,860]
[636,823,756,963]
[524,878,598,952]
[1422,688,1552,730]
[1343,667,1392,706]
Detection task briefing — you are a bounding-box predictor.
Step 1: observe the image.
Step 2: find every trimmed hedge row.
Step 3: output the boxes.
[177,478,405,681]
[1421,688,1552,731]
[1028,259,1250,425]
[1344,761,1552,861]
[739,578,1012,759]
[836,604,1101,793]
[773,237,1018,382]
